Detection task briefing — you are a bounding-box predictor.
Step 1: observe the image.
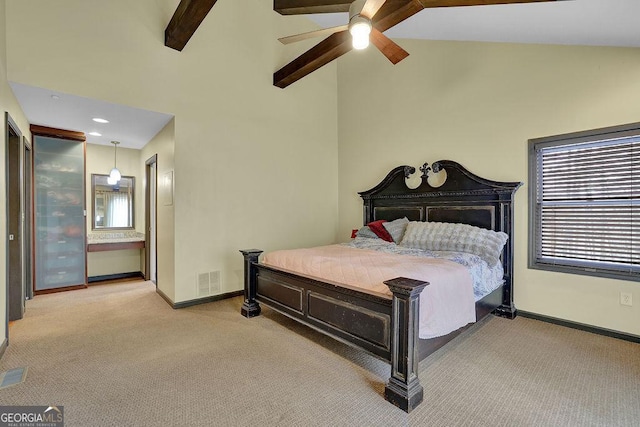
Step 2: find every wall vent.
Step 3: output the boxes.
[197,271,221,297]
[209,271,221,292]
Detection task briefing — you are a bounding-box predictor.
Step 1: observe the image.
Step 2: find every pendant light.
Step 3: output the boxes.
[108,141,121,184]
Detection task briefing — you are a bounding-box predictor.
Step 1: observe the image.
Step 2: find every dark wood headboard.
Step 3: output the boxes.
[358,160,523,317]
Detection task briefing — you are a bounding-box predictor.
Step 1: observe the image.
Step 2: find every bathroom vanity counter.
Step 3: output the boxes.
[87,231,145,252]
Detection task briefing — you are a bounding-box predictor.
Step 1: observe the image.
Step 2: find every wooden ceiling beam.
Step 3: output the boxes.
[165,0,219,51]
[274,0,353,15]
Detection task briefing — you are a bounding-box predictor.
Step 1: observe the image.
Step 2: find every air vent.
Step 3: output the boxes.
[209,271,221,293]
[197,271,221,297]
[198,273,210,297]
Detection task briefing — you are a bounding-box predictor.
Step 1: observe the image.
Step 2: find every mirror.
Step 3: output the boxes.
[91,174,135,230]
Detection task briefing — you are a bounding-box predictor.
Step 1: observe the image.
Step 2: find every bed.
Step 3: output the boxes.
[240,160,522,412]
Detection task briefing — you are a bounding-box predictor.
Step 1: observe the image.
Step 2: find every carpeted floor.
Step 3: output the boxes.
[0,281,638,426]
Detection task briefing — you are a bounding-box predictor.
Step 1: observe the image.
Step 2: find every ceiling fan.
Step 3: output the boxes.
[278,0,409,65]
[273,0,564,89]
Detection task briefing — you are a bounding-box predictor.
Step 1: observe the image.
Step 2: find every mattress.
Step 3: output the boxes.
[262,240,496,339]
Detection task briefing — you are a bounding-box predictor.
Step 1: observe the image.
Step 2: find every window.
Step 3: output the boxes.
[528,123,639,281]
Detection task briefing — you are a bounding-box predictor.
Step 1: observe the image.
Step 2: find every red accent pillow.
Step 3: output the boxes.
[367,220,394,242]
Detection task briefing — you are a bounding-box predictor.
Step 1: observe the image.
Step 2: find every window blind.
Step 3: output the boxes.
[535,137,639,276]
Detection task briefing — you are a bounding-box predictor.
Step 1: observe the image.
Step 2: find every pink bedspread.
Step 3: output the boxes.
[263,245,476,339]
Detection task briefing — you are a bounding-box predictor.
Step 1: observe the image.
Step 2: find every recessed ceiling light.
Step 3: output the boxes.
[88,131,102,137]
[51,95,60,101]
[92,118,109,124]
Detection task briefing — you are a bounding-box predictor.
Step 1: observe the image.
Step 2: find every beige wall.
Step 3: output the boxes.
[85,143,143,233]
[0,0,30,346]
[85,143,143,277]
[87,250,142,277]
[6,0,339,304]
[337,39,640,336]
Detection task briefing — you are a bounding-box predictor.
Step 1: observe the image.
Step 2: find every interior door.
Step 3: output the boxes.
[6,114,24,320]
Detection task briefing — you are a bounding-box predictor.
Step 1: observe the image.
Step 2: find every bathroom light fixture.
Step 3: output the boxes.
[108,141,121,183]
[349,15,371,50]
[93,117,109,124]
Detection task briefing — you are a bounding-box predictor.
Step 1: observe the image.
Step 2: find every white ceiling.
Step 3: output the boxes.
[310,0,640,48]
[9,82,173,150]
[10,1,639,150]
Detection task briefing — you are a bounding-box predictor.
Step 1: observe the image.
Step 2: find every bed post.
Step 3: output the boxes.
[240,249,263,318]
[383,277,429,413]
[494,195,519,320]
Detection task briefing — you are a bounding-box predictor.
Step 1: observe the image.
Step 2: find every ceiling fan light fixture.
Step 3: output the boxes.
[349,15,371,50]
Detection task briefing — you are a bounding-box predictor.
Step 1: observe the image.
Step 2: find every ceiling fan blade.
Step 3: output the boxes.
[274,30,352,88]
[360,0,388,19]
[370,28,409,64]
[418,0,559,7]
[279,25,349,44]
[373,0,425,33]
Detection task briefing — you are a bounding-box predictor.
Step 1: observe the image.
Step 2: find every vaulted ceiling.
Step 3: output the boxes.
[166,0,640,88]
[11,0,637,149]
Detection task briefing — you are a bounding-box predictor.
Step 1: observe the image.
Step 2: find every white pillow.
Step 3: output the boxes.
[399,221,508,265]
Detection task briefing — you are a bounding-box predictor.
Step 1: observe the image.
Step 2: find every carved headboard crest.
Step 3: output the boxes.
[359,160,521,200]
[419,163,430,179]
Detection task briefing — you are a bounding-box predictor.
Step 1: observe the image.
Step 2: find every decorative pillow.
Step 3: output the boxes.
[366,220,394,242]
[382,217,410,243]
[399,221,508,265]
[354,226,379,239]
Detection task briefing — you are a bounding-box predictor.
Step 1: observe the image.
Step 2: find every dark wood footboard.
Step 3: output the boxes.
[240,249,428,413]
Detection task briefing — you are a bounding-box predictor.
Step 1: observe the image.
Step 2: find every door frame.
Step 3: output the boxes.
[23,136,33,300]
[145,154,158,284]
